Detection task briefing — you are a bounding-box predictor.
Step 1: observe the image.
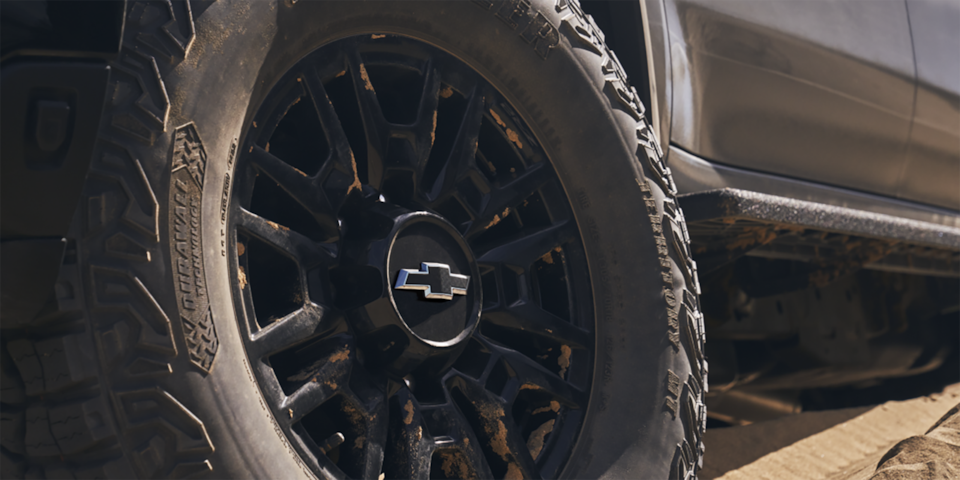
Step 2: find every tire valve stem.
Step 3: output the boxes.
[318,432,346,454]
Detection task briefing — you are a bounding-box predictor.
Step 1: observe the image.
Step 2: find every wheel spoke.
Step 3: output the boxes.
[360,398,389,480]
[419,398,496,479]
[248,145,341,229]
[287,430,350,480]
[476,220,577,269]
[477,336,585,408]
[415,65,441,171]
[340,373,389,480]
[482,300,591,350]
[250,303,345,358]
[428,88,485,201]
[465,162,555,238]
[279,339,356,424]
[303,67,355,165]
[448,374,542,480]
[371,64,443,197]
[344,46,391,189]
[235,206,335,268]
[302,67,364,209]
[253,77,308,147]
[282,375,340,425]
[383,389,434,480]
[248,144,315,190]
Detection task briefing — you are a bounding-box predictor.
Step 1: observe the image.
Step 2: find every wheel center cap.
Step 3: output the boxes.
[338,205,481,377]
[388,217,478,344]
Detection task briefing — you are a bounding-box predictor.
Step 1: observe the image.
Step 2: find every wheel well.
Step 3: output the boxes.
[579,0,652,124]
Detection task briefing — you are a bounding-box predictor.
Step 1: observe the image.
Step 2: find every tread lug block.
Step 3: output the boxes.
[680,303,704,392]
[559,4,604,55]
[115,388,214,458]
[24,406,61,457]
[667,223,693,281]
[24,465,45,479]
[683,384,704,468]
[132,441,212,479]
[128,0,196,64]
[0,239,67,329]
[0,450,26,479]
[73,458,137,479]
[103,142,161,242]
[637,125,674,196]
[133,435,166,478]
[55,266,83,315]
[34,334,98,394]
[7,340,44,397]
[669,442,695,480]
[636,122,663,161]
[601,53,643,120]
[109,49,170,146]
[168,460,214,479]
[10,338,83,400]
[104,233,153,263]
[87,143,161,242]
[1,409,25,454]
[48,398,119,455]
[97,321,133,369]
[89,266,177,357]
[1,350,27,404]
[124,357,173,380]
[43,465,75,480]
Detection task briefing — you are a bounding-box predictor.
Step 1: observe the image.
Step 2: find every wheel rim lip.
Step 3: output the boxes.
[384,211,482,349]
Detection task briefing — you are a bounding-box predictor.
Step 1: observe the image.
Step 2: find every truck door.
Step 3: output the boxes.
[664,0,916,200]
[898,0,960,211]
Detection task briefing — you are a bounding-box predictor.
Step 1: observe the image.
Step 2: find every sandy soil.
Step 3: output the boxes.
[702,384,960,480]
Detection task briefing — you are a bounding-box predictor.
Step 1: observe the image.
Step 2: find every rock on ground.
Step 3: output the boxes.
[703,384,960,480]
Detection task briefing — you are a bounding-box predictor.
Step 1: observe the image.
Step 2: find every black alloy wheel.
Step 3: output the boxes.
[230,36,594,479]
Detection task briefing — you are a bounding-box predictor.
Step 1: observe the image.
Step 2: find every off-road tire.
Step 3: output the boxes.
[0,1,706,478]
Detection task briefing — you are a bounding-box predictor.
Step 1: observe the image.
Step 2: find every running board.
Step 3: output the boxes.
[679,188,960,277]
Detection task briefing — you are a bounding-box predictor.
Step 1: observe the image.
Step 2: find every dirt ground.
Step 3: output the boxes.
[701,383,960,480]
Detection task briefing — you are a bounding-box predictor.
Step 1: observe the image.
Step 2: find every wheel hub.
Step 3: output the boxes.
[336,203,481,377]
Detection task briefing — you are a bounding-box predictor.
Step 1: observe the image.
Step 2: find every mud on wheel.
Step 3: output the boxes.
[1,1,705,479]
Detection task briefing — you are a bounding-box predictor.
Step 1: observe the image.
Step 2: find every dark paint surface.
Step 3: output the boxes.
[664,0,913,201]
[900,0,960,209]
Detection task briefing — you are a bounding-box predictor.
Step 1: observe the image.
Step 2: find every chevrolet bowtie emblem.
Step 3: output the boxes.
[395,262,470,300]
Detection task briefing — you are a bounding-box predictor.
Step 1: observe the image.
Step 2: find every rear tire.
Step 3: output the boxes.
[0,1,705,478]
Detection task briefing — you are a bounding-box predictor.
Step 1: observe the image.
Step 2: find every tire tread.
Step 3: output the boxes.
[0,1,212,478]
[555,1,707,477]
